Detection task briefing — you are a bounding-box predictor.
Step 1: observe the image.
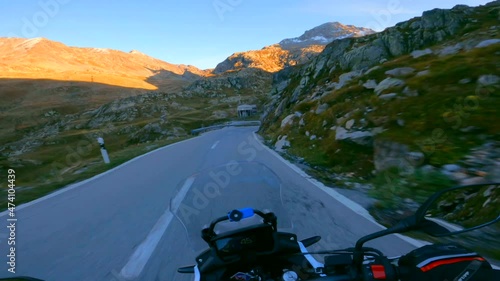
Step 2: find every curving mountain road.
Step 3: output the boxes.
[0,127,422,281]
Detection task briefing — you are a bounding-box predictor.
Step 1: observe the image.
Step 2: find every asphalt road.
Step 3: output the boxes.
[0,127,421,281]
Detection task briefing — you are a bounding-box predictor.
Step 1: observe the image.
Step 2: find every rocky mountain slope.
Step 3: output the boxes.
[260,1,500,216]
[279,22,374,49]
[0,37,209,90]
[213,22,375,74]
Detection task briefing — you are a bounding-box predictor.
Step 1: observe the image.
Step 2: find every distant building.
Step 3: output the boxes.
[237,104,257,118]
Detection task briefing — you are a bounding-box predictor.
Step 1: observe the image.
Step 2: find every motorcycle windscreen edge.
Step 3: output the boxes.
[170,161,294,253]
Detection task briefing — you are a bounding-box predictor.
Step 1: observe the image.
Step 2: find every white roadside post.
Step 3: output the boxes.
[97,137,110,164]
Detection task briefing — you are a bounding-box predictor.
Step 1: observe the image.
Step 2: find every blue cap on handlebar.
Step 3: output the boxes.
[228,208,254,222]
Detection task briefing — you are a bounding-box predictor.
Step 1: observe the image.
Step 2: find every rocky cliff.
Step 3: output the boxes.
[260,1,500,210]
[279,22,374,49]
[213,22,374,74]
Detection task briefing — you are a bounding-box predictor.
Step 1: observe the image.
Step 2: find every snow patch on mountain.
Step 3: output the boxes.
[92,48,111,53]
[279,22,375,49]
[17,38,45,50]
[311,36,329,43]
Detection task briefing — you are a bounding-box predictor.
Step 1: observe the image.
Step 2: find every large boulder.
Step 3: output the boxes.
[441,164,462,175]
[335,127,373,146]
[416,70,430,77]
[385,67,415,77]
[374,78,406,95]
[411,48,433,58]
[299,118,305,127]
[341,43,388,70]
[275,135,291,152]
[345,119,355,130]
[281,114,296,128]
[315,103,330,115]
[313,57,328,78]
[334,70,363,90]
[274,99,287,117]
[478,75,499,86]
[403,86,419,97]
[379,93,398,100]
[475,39,500,48]
[363,80,378,89]
[366,66,381,75]
[438,43,463,57]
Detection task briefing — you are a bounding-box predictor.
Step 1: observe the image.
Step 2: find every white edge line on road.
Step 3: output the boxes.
[119,176,196,280]
[211,140,220,150]
[252,132,427,248]
[119,212,174,280]
[0,137,199,218]
[171,177,195,211]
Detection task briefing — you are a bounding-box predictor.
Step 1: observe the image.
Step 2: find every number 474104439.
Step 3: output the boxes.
[7,169,16,207]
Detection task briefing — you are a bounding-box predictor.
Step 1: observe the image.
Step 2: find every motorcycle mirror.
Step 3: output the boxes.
[354,183,499,266]
[414,183,500,237]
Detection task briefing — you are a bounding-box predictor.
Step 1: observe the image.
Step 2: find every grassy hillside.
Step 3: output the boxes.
[0,70,272,210]
[260,1,500,217]
[263,43,499,176]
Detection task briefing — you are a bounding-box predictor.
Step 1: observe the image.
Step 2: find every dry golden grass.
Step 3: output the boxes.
[0,72,160,90]
[0,37,211,91]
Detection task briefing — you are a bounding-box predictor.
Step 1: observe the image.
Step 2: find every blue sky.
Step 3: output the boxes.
[0,0,492,69]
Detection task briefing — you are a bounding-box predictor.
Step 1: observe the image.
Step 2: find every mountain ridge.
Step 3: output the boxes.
[279,22,375,49]
[213,22,375,74]
[0,21,376,86]
[0,37,210,90]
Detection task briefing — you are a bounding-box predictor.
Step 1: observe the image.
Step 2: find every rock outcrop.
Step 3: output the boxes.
[260,1,500,185]
[263,1,499,133]
[214,22,375,74]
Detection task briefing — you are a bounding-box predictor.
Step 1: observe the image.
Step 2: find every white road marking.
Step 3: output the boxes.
[211,140,220,149]
[119,176,196,280]
[171,177,195,211]
[252,132,428,248]
[0,137,198,218]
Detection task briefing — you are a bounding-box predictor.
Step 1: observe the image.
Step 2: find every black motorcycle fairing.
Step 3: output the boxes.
[194,231,312,280]
[212,223,276,260]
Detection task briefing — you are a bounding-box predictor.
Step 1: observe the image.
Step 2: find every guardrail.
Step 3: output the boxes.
[191,121,261,135]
